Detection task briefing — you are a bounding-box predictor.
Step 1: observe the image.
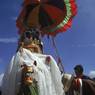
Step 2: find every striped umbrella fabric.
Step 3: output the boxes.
[16,0,77,36]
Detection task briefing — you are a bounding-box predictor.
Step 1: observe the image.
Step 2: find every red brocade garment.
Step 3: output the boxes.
[16,0,77,36]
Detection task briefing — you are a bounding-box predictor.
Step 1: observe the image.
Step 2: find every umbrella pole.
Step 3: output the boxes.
[51,37,65,74]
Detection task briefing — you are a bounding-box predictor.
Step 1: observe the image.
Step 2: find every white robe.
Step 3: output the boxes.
[2,48,65,95]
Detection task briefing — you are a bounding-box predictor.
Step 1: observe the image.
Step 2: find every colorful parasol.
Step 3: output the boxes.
[16,0,77,36]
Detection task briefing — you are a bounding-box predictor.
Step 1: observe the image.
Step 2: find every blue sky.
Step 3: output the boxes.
[0,0,95,75]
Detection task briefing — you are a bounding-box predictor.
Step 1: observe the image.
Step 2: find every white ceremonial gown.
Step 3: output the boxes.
[2,48,65,95]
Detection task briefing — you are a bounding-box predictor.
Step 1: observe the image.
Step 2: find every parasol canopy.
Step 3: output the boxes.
[16,0,77,36]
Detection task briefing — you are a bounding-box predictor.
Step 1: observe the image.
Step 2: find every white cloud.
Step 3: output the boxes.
[0,38,17,43]
[89,71,95,78]
[72,43,95,48]
[11,16,17,21]
[0,73,4,87]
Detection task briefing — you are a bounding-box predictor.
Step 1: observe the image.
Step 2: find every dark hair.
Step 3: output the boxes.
[24,28,40,40]
[74,65,83,73]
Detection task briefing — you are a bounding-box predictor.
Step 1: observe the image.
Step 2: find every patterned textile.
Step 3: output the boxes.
[16,0,77,36]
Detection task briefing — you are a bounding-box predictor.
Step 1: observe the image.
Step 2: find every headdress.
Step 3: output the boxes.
[17,28,43,53]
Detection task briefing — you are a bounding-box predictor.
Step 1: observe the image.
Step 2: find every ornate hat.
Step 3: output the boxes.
[17,28,43,53]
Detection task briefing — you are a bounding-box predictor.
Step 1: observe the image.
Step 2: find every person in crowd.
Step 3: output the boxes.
[74,64,91,79]
[73,64,95,95]
[62,65,95,95]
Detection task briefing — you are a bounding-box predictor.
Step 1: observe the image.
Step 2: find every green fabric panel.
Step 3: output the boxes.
[48,0,72,32]
[17,81,39,95]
